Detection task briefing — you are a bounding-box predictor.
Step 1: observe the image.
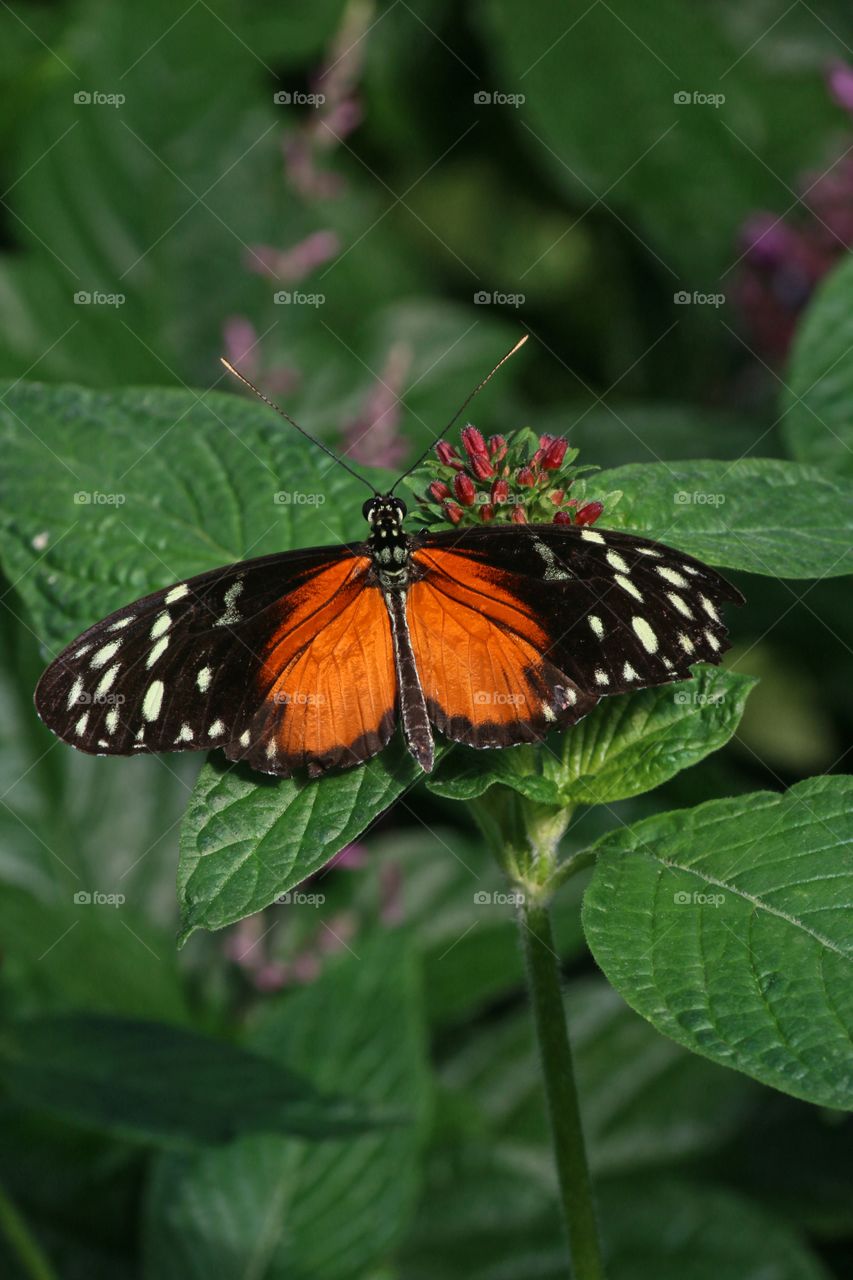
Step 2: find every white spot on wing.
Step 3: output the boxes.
[109,617,133,631]
[150,612,171,639]
[679,633,695,654]
[632,616,658,653]
[75,712,89,736]
[533,539,571,581]
[580,529,605,544]
[667,592,693,619]
[265,739,277,759]
[216,578,244,627]
[196,667,212,692]
[705,630,720,651]
[176,724,194,743]
[143,680,164,721]
[542,703,556,722]
[700,594,720,622]
[90,641,120,669]
[623,662,638,680]
[239,730,250,748]
[208,719,225,737]
[656,566,688,588]
[95,662,120,698]
[106,707,119,734]
[594,668,610,686]
[615,574,643,602]
[146,636,170,668]
[635,547,661,557]
[165,584,189,604]
[67,677,84,709]
[606,550,629,574]
[588,615,604,639]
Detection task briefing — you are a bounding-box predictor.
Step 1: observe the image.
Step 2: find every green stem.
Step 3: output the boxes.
[0,1182,58,1280]
[520,898,606,1280]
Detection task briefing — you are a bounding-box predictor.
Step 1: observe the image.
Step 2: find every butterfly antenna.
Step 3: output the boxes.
[219,358,379,495]
[390,334,529,494]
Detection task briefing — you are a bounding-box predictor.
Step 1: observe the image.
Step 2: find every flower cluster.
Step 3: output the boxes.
[415,425,609,528]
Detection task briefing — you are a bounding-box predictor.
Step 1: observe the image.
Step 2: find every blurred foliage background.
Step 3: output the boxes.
[0,1,852,1277]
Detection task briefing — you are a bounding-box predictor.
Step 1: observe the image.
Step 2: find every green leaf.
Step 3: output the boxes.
[0,1014,377,1146]
[177,740,429,943]
[439,977,755,1174]
[143,931,429,1280]
[784,254,853,479]
[399,1149,830,1280]
[428,667,754,808]
[583,776,853,1108]
[593,458,853,578]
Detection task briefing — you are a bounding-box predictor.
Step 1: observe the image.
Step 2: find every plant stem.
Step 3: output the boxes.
[0,1182,58,1280]
[520,898,606,1280]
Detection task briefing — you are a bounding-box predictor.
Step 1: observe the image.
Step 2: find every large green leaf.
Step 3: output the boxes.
[594,458,853,577]
[399,1149,829,1280]
[143,931,429,1280]
[0,1014,380,1146]
[583,776,853,1108]
[784,254,853,479]
[428,667,754,808]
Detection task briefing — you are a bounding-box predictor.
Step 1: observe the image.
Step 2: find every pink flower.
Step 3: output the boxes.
[491,478,509,504]
[542,437,569,470]
[243,230,340,283]
[827,60,853,115]
[553,510,573,525]
[511,505,527,524]
[517,466,536,487]
[444,501,464,525]
[436,441,459,465]
[454,473,477,506]
[461,424,487,457]
[575,501,604,526]
[429,480,451,502]
[489,434,507,461]
[469,452,495,480]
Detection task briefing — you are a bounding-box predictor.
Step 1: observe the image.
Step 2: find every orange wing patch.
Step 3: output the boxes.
[227,557,396,776]
[409,548,596,747]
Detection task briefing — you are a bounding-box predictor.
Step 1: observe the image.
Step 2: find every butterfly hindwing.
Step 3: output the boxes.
[409,522,741,747]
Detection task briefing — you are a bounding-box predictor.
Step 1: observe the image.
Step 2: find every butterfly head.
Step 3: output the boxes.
[364,495,410,575]
[363,495,407,532]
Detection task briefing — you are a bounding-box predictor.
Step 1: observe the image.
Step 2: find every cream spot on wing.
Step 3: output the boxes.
[95,662,120,698]
[667,592,693,619]
[266,739,277,759]
[143,680,164,722]
[208,719,225,737]
[106,707,119,734]
[146,636,170,668]
[560,687,577,707]
[109,617,133,631]
[75,712,89,735]
[135,726,145,742]
[90,641,120,669]
[542,703,556,722]
[663,657,675,670]
[700,594,720,622]
[656,566,688,588]
[623,662,638,680]
[705,630,720,651]
[606,550,629,574]
[67,677,85,709]
[588,615,605,639]
[196,667,212,692]
[635,547,661,557]
[595,668,610,686]
[176,724,194,743]
[632,616,658,653]
[239,730,251,747]
[150,611,171,639]
[679,633,695,654]
[216,579,244,627]
[73,644,91,658]
[165,584,189,604]
[615,574,643,601]
[580,529,605,544]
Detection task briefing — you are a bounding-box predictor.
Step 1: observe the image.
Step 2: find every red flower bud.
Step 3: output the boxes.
[491,478,509,504]
[461,424,487,458]
[517,466,536,487]
[443,500,463,525]
[549,489,564,506]
[553,510,573,525]
[470,452,495,480]
[428,480,451,502]
[542,437,568,470]
[488,434,507,461]
[453,472,477,506]
[575,500,604,526]
[511,504,527,524]
[480,503,495,522]
[436,441,458,465]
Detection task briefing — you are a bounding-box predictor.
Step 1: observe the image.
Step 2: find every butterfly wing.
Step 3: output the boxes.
[408,522,742,748]
[35,543,397,778]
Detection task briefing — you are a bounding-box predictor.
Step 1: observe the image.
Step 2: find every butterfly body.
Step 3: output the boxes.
[35,492,743,780]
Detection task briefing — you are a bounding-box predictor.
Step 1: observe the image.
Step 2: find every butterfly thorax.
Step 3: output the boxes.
[364,495,412,590]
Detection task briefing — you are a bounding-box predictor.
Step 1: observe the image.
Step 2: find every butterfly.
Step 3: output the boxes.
[35,339,743,779]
